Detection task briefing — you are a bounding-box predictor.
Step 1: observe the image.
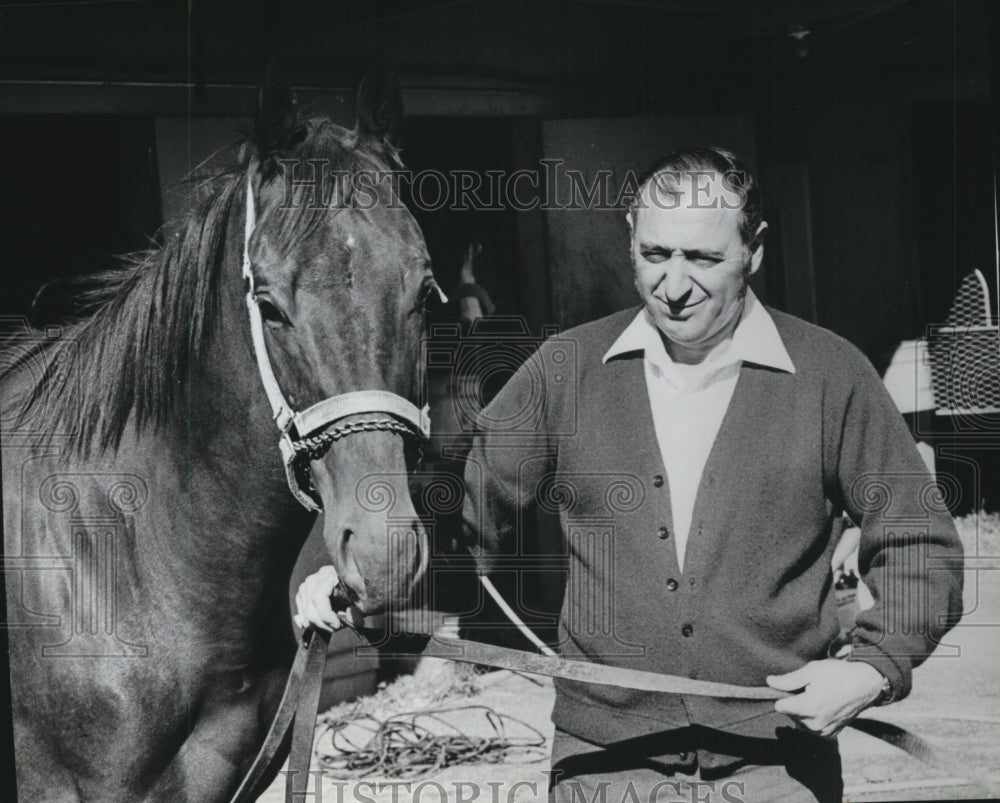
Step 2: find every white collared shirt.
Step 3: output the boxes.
[602,291,795,570]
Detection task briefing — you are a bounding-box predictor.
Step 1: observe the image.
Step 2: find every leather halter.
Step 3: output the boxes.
[241,170,430,511]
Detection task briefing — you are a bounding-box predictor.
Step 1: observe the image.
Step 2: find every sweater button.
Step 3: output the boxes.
[657,526,670,539]
[653,474,664,488]
[681,624,693,637]
[666,578,679,591]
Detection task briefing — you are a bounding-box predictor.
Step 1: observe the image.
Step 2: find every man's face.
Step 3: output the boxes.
[629,177,765,364]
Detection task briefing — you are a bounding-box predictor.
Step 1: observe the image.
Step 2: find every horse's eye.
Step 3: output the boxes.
[255,296,287,327]
[418,278,446,310]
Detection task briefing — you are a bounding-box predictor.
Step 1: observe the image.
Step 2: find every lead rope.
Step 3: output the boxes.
[479,576,556,657]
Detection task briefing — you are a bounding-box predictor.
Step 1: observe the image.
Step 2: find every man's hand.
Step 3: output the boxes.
[767,659,886,737]
[293,565,360,632]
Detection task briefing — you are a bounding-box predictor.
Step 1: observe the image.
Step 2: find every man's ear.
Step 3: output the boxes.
[748,221,768,275]
[625,209,635,233]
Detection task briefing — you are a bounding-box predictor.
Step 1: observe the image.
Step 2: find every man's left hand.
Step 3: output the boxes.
[766,659,886,737]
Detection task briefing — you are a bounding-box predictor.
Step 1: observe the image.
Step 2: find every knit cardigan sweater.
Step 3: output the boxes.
[462,306,964,766]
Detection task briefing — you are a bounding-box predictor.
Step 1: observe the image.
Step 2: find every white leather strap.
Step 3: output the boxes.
[294,391,430,439]
[242,170,295,432]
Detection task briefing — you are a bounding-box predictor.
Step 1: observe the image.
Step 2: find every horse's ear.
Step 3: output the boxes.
[255,60,304,160]
[355,59,403,150]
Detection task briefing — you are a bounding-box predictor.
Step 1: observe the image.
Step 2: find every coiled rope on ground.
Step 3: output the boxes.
[316,704,547,780]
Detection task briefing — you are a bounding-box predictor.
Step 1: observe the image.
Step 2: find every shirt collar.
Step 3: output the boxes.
[602,290,796,374]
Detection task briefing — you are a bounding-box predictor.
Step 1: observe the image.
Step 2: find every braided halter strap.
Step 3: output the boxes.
[241,170,430,512]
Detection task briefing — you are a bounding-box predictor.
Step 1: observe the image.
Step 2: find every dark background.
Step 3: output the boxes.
[2,0,997,505]
[1,0,996,347]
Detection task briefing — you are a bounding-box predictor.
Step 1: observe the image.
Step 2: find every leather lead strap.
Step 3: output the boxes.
[358,629,786,700]
[229,629,330,803]
[236,625,998,800]
[286,629,331,803]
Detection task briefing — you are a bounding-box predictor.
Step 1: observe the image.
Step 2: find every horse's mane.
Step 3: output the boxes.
[3,117,392,456]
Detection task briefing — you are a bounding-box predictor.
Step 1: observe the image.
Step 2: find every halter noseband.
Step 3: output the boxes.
[241,170,430,512]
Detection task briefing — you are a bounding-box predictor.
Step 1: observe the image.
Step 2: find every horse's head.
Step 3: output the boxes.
[245,65,437,615]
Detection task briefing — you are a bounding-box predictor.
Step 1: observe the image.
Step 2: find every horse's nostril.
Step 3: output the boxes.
[342,527,353,544]
[329,580,361,611]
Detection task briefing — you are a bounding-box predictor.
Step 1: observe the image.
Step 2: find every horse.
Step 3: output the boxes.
[1,64,438,801]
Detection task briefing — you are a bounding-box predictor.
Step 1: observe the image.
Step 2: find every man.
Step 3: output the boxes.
[460,147,963,802]
[296,147,964,802]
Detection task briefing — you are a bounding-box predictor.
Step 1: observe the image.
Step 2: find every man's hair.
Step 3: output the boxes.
[628,146,763,247]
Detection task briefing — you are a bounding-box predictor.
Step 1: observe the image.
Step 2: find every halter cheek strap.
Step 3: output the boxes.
[242,171,295,433]
[241,170,430,512]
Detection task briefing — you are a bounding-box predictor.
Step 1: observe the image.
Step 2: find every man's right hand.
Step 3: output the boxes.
[293,565,353,632]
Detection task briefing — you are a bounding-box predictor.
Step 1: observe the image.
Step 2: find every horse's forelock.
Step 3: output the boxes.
[262,121,405,263]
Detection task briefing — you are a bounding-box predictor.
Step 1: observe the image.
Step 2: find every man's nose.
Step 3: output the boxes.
[662,258,693,302]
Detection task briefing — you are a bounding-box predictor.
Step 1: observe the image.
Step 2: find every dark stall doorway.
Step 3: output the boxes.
[399,118,563,648]
[402,117,523,316]
[0,115,162,328]
[912,99,997,327]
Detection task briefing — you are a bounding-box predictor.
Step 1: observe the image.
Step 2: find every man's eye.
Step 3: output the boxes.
[642,252,667,263]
